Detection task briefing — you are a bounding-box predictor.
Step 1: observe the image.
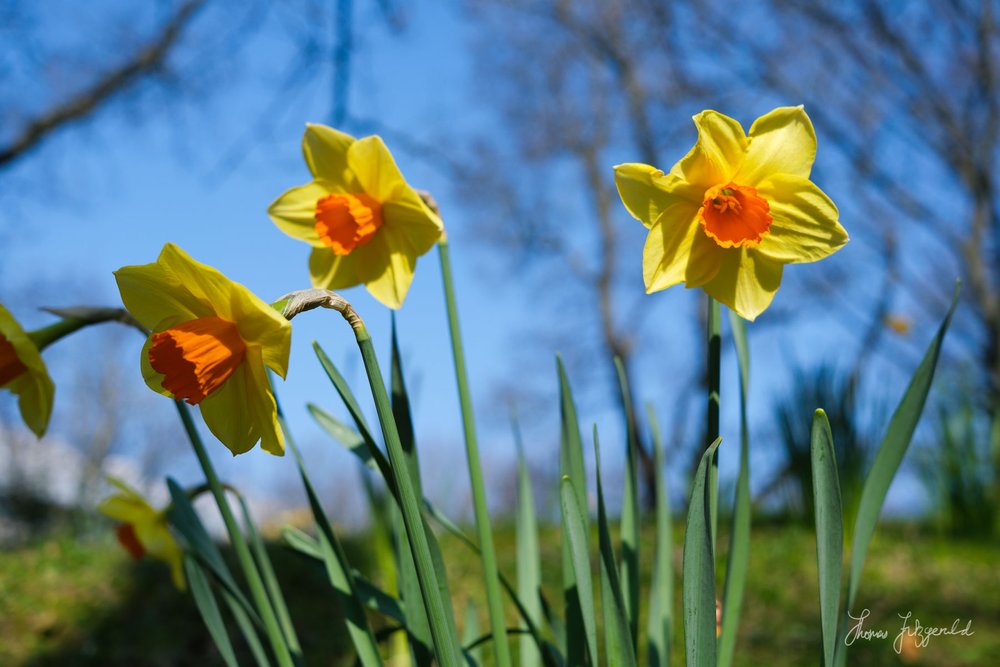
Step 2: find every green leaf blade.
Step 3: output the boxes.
[811,409,843,667]
[595,429,638,667]
[847,285,959,608]
[682,437,722,667]
[645,406,673,667]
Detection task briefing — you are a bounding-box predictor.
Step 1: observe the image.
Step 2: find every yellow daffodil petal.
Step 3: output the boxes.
[135,516,186,590]
[267,180,335,247]
[274,128,440,310]
[97,493,151,525]
[382,190,444,255]
[245,345,284,456]
[735,106,817,186]
[702,249,783,321]
[615,164,702,227]
[347,135,410,203]
[199,362,257,455]
[151,245,291,374]
[670,110,747,188]
[303,124,362,189]
[309,226,419,309]
[106,475,144,498]
[5,370,55,438]
[114,261,208,332]
[643,203,722,292]
[755,174,847,264]
[153,245,242,322]
[99,476,186,590]
[309,246,361,290]
[98,478,154,524]
[139,336,174,398]
[169,552,186,590]
[0,305,55,438]
[355,228,415,310]
[222,291,291,379]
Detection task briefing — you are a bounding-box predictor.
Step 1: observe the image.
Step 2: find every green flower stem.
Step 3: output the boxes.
[438,239,513,667]
[706,296,721,548]
[275,286,462,665]
[28,307,139,349]
[354,323,463,667]
[175,402,296,667]
[187,479,303,660]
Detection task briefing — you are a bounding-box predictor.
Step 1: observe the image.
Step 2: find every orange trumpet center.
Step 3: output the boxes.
[0,334,27,387]
[116,523,145,560]
[698,182,773,248]
[148,316,246,405]
[314,192,384,255]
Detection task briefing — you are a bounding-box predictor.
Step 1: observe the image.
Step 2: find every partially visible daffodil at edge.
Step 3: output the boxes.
[268,124,444,309]
[614,106,848,321]
[0,304,54,437]
[114,243,291,456]
[98,476,186,590]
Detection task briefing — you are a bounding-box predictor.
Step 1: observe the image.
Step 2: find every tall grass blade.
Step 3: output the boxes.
[173,405,294,667]
[557,356,588,667]
[463,599,482,664]
[356,328,463,666]
[838,284,958,665]
[281,413,385,667]
[645,406,672,667]
[683,437,722,667]
[391,318,423,496]
[308,404,393,483]
[847,284,958,608]
[313,342,380,452]
[391,319,461,663]
[221,584,273,667]
[438,240,512,667]
[396,510,435,665]
[613,357,640,649]
[235,494,302,662]
[560,475,598,664]
[718,313,751,667]
[312,344,396,495]
[165,478,260,627]
[594,429,638,667]
[513,414,543,667]
[810,410,842,667]
[185,556,241,667]
[425,500,563,667]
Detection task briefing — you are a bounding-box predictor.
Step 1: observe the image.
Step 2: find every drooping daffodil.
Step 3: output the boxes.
[0,304,55,437]
[615,106,848,320]
[114,243,291,456]
[98,476,186,590]
[268,124,444,309]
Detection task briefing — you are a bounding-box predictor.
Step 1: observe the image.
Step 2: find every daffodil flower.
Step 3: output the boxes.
[98,476,186,590]
[114,243,291,456]
[268,124,444,309]
[0,304,55,437]
[615,106,848,320]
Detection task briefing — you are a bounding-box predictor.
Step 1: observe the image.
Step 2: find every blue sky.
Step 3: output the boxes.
[1,0,938,520]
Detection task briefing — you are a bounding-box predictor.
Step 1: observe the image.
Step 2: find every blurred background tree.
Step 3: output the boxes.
[456,0,999,508]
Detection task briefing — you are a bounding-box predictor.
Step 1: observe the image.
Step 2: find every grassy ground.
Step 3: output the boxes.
[1,520,996,666]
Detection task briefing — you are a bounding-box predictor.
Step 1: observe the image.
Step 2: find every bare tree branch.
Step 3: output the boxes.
[0,0,206,169]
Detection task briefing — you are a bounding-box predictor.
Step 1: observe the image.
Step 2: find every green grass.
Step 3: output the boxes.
[2,521,996,666]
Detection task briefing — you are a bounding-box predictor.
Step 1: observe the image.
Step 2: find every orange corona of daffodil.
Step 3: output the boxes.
[615,106,848,320]
[114,244,291,456]
[98,476,186,590]
[267,124,444,309]
[0,304,55,437]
